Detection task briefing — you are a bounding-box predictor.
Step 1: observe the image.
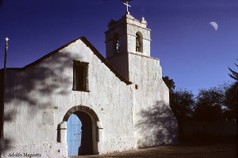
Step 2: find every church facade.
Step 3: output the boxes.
[0,13,177,158]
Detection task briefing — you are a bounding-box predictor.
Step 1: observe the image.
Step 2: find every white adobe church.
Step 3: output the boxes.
[0,3,177,158]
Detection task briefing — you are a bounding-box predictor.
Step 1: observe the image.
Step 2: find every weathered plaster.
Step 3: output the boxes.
[1,13,177,158]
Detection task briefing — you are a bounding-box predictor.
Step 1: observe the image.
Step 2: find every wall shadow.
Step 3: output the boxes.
[136,101,178,147]
[0,49,76,153]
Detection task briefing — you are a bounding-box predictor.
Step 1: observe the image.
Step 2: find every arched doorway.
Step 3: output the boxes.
[63,106,99,157]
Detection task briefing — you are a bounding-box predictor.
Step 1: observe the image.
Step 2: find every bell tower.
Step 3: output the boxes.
[105,1,178,147]
[105,7,151,80]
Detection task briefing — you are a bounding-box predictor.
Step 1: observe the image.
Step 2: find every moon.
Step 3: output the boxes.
[209,21,218,31]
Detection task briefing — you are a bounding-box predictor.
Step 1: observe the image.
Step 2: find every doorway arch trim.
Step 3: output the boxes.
[62,105,100,155]
[63,105,99,122]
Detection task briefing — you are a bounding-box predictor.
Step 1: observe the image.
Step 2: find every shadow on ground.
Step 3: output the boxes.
[76,144,237,158]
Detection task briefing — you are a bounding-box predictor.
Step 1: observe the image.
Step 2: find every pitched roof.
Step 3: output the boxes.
[1,36,132,85]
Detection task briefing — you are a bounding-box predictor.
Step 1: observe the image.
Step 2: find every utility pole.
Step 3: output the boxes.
[1,37,9,139]
[3,37,9,87]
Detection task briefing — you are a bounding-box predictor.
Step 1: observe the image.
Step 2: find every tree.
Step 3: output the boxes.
[163,76,195,141]
[224,82,238,120]
[169,89,194,141]
[170,90,194,121]
[194,87,225,122]
[163,76,175,107]
[228,60,238,81]
[163,76,175,93]
[163,76,194,121]
[226,60,238,121]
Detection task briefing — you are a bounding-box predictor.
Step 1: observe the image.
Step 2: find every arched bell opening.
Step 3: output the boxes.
[113,33,120,54]
[136,32,143,52]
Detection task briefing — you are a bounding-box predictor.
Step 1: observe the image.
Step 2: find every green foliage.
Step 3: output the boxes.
[194,87,225,122]
[224,82,238,120]
[162,76,175,92]
[164,75,237,123]
[170,90,194,121]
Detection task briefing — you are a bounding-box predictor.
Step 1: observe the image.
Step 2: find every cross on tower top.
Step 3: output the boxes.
[123,0,131,15]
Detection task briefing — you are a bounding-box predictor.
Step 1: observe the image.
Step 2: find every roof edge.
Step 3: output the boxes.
[1,36,132,85]
[80,37,132,85]
[23,37,82,70]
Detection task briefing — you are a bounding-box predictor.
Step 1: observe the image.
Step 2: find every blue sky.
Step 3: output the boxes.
[0,0,237,94]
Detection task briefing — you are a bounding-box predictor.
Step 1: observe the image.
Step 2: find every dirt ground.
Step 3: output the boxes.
[76,144,237,158]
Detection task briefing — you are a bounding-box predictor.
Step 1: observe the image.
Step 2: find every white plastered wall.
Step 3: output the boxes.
[3,39,136,157]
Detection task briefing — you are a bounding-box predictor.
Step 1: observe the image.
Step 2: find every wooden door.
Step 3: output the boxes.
[67,114,82,157]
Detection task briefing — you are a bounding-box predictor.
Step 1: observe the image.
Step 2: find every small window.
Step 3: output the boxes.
[73,61,89,91]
